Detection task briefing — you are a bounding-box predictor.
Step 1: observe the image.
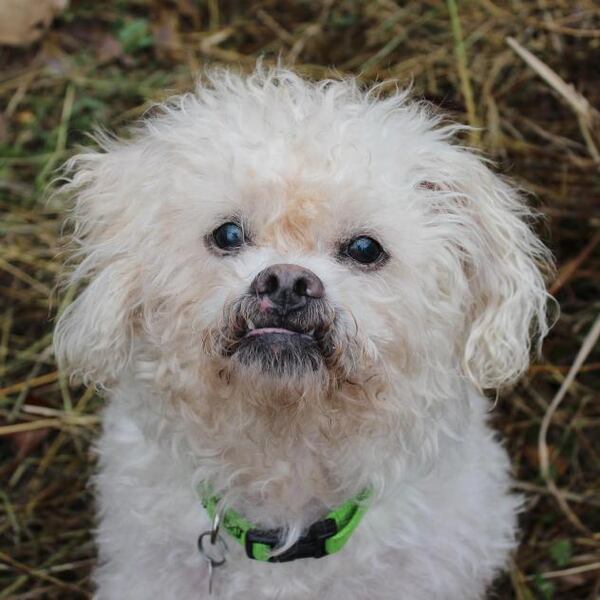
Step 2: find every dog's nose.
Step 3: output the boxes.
[251,264,324,313]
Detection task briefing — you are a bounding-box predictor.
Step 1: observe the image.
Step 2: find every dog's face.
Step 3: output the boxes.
[194,153,428,396]
[55,69,551,435]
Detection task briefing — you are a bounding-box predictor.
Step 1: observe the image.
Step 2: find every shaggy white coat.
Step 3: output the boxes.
[54,67,552,600]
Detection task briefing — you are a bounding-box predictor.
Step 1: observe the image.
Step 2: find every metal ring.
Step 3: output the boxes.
[198,531,227,567]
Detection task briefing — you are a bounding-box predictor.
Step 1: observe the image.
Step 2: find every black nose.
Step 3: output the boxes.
[251,264,325,313]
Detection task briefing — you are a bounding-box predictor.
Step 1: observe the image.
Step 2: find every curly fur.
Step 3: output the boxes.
[54,66,553,599]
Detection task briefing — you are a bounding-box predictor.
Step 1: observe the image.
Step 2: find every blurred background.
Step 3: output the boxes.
[0,1,598,598]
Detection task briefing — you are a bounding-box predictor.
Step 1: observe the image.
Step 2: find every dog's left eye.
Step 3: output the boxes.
[212,222,244,251]
[345,236,385,265]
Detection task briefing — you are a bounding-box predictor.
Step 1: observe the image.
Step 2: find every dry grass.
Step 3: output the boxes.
[1,1,599,598]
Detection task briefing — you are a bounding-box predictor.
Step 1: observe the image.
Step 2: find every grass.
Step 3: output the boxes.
[1,1,599,598]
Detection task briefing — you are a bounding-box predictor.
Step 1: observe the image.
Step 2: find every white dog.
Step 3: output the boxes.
[54,67,552,599]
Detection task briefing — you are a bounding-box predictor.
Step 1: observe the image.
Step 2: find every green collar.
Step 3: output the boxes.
[201,488,371,563]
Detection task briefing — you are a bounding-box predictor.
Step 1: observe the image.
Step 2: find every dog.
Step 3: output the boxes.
[54,67,552,599]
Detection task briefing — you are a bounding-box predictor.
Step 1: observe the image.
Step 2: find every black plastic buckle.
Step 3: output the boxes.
[245,518,338,562]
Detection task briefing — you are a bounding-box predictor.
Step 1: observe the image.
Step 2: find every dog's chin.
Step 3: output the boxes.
[232,329,324,377]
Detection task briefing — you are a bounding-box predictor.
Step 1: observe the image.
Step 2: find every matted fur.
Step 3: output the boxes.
[54,67,552,599]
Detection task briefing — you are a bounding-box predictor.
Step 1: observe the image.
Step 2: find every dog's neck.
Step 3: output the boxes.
[117,363,473,530]
[186,379,384,527]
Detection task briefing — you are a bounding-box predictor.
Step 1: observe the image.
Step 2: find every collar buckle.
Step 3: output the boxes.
[245,518,338,562]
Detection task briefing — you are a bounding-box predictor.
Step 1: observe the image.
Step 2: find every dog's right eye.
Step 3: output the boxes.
[345,236,385,265]
[212,222,244,251]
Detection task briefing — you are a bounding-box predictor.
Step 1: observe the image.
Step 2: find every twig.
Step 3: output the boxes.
[0,371,59,397]
[512,480,600,507]
[526,561,600,580]
[256,9,294,45]
[447,0,480,145]
[550,230,600,295]
[0,550,90,597]
[287,0,335,65]
[0,415,100,437]
[35,84,76,189]
[0,415,99,436]
[529,362,600,375]
[538,314,600,533]
[0,258,52,297]
[507,36,600,163]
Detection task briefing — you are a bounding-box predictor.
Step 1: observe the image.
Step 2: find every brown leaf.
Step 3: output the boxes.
[175,0,200,23]
[96,33,124,65]
[0,0,69,46]
[523,444,569,477]
[151,8,183,61]
[15,110,36,125]
[9,428,51,460]
[3,393,52,460]
[0,112,7,144]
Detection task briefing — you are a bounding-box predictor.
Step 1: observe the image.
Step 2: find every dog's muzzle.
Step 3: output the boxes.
[222,264,337,375]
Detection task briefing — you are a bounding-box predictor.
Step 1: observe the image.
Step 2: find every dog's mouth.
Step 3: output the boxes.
[235,324,322,376]
[240,314,323,342]
[220,301,336,377]
[244,321,315,340]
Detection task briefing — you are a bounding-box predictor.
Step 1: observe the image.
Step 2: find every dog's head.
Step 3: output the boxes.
[54,68,552,432]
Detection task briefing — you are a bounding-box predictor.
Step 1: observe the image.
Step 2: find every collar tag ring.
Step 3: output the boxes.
[198,530,227,567]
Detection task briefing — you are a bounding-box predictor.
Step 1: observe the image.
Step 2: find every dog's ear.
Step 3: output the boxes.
[54,144,142,386]
[428,150,554,389]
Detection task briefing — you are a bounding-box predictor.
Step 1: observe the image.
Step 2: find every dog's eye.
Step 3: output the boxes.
[213,222,244,251]
[346,236,385,264]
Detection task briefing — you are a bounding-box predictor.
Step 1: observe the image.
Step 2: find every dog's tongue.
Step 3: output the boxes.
[246,327,295,336]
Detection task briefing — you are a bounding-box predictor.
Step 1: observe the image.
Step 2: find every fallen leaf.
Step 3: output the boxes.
[0,0,69,46]
[9,428,51,460]
[3,392,52,460]
[175,0,201,24]
[523,444,569,477]
[151,9,183,61]
[96,33,124,65]
[15,110,36,125]
[0,112,7,144]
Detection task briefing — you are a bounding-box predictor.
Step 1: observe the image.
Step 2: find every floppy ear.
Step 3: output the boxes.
[434,150,553,389]
[54,145,142,386]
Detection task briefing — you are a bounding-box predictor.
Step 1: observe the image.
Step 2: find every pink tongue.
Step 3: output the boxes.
[247,327,295,336]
